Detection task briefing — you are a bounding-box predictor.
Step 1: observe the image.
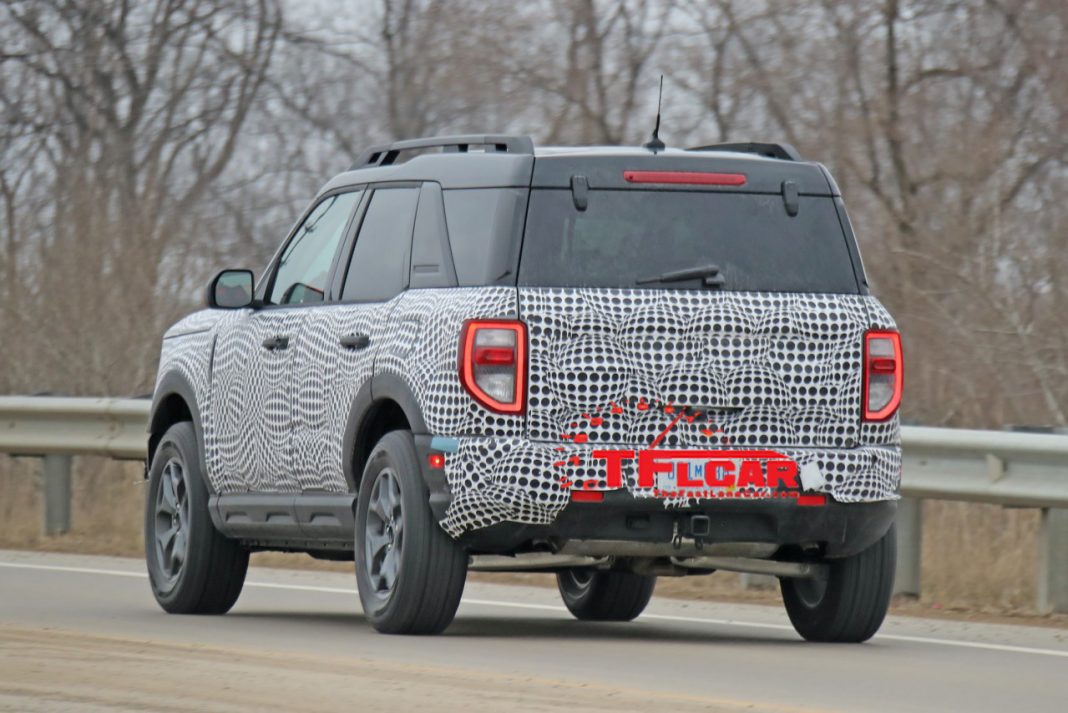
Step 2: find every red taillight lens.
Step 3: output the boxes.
[459,320,526,414]
[623,170,747,186]
[863,330,903,421]
[473,346,515,366]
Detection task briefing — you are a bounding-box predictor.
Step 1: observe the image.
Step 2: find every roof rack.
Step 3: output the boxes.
[686,142,802,162]
[352,134,535,169]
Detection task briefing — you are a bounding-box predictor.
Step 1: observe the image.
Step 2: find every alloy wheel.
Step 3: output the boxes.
[153,458,190,589]
[365,467,404,598]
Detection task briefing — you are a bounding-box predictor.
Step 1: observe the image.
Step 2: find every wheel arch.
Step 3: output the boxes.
[343,373,428,494]
[148,372,210,490]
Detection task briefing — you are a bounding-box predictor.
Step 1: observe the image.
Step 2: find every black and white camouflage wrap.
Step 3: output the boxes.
[377,288,522,437]
[154,287,901,539]
[432,288,901,535]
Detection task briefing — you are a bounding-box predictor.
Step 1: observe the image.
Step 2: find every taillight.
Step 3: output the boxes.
[863,330,903,421]
[459,320,526,414]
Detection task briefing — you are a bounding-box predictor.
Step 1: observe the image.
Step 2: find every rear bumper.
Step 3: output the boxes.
[414,435,901,552]
[455,494,896,559]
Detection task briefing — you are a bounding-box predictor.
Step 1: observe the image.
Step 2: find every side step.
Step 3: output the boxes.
[210,492,355,546]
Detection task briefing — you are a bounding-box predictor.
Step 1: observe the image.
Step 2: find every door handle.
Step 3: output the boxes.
[262,335,290,351]
[339,332,371,350]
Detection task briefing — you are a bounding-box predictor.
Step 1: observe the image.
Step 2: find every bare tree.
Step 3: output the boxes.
[0,0,282,393]
[1,0,1066,431]
[665,0,1068,427]
[505,0,675,144]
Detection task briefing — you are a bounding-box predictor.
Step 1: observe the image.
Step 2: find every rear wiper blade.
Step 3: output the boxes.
[636,263,724,287]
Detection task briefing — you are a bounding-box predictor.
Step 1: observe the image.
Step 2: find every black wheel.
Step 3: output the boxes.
[781,523,897,642]
[355,430,467,634]
[144,421,248,614]
[556,568,656,621]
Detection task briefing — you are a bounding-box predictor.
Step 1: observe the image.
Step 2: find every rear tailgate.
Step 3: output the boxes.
[521,287,869,449]
[518,154,867,450]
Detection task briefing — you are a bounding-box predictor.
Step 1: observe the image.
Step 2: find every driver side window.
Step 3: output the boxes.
[269,190,362,305]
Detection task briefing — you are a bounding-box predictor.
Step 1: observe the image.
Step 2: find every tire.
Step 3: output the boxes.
[557,568,656,622]
[144,421,248,614]
[781,523,897,643]
[355,430,467,634]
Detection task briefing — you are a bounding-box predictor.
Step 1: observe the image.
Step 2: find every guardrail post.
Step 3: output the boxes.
[41,454,72,536]
[1037,507,1068,614]
[893,497,922,597]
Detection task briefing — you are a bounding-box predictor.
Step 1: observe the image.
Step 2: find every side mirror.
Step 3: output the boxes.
[206,269,255,309]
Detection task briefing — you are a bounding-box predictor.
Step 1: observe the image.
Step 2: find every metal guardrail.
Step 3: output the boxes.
[902,427,1068,508]
[0,396,149,460]
[1,396,1066,613]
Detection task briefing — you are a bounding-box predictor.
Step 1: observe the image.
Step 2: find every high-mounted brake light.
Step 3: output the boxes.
[623,170,747,186]
[863,330,903,421]
[459,320,526,414]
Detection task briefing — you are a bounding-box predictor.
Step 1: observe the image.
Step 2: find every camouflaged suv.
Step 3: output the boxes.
[145,135,902,641]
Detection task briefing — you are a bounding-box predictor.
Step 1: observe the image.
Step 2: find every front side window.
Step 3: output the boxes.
[342,187,420,302]
[269,191,362,305]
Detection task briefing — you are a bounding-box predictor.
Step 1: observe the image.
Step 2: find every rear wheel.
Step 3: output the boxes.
[144,421,248,614]
[557,568,656,621]
[355,430,467,634]
[780,523,896,642]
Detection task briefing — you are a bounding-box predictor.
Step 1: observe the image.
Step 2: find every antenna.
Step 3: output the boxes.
[643,75,666,152]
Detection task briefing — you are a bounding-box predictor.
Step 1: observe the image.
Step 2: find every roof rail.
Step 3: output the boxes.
[687,142,802,162]
[352,134,535,169]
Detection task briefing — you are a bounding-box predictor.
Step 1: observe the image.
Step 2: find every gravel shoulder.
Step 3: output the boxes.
[0,625,761,713]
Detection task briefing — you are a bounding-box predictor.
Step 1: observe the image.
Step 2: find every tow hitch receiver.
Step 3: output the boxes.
[690,514,712,538]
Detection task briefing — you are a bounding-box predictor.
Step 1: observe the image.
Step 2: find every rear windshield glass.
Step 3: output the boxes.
[518,189,859,293]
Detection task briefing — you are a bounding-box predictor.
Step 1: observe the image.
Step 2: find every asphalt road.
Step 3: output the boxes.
[1,550,1066,712]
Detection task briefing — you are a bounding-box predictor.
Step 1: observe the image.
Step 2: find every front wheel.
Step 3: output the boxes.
[144,421,248,614]
[355,430,467,634]
[557,569,656,621]
[780,523,897,642]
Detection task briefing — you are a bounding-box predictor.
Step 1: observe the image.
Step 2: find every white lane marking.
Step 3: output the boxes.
[467,599,1068,658]
[2,560,1067,659]
[0,562,148,579]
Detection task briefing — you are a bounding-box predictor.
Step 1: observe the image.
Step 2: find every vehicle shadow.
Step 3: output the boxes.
[226,610,801,647]
[447,615,801,646]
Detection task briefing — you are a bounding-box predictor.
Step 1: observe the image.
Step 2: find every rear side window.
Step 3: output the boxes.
[342,187,419,302]
[443,188,527,286]
[518,189,859,293]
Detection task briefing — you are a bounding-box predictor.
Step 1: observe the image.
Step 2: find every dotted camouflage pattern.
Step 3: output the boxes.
[436,288,900,536]
[376,288,522,437]
[437,436,900,535]
[154,287,901,539]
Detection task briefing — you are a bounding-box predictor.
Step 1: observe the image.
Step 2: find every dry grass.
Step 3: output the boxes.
[1,455,1060,626]
[0,456,146,558]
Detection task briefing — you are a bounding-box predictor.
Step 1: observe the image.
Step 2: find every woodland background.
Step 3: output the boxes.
[1,0,1066,615]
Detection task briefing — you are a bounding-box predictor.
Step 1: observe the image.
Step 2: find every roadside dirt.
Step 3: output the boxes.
[0,625,771,713]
